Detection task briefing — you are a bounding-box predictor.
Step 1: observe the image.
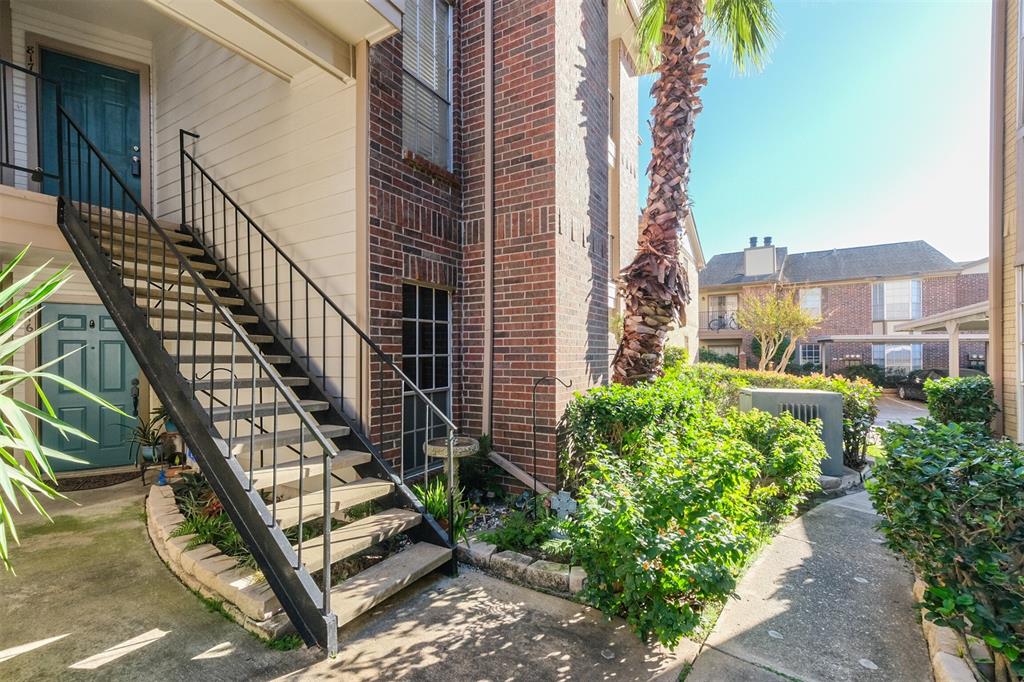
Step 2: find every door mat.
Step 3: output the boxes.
[56,470,141,491]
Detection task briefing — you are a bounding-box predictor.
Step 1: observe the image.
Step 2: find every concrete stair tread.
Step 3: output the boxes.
[193,376,308,392]
[246,449,371,491]
[330,542,450,628]
[161,330,272,343]
[182,353,290,365]
[130,285,242,307]
[207,399,328,422]
[116,262,229,288]
[272,478,394,529]
[226,424,351,455]
[74,203,187,235]
[299,508,421,574]
[108,249,218,272]
[144,307,258,325]
[99,236,204,257]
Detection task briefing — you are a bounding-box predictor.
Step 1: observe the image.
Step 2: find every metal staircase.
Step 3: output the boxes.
[12,60,459,656]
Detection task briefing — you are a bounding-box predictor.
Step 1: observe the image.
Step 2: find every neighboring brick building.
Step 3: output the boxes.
[698,238,989,377]
[367,0,644,489]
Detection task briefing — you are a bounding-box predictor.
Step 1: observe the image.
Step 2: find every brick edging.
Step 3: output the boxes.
[456,536,587,596]
[913,579,982,682]
[145,485,292,640]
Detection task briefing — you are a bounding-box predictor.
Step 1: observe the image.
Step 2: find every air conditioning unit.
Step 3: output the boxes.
[739,388,845,476]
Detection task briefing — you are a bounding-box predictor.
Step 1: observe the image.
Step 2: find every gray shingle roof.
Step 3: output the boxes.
[700,240,959,289]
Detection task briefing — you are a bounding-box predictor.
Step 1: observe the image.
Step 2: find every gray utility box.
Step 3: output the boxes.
[739,388,845,476]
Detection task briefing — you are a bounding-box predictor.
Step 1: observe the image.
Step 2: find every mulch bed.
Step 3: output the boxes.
[56,470,141,491]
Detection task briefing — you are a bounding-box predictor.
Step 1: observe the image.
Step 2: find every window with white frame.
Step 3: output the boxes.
[798,343,821,366]
[872,343,922,377]
[401,284,451,475]
[872,280,922,321]
[402,0,452,168]
[799,288,822,316]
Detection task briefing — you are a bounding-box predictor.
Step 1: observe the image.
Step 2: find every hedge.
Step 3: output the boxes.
[923,374,998,427]
[867,420,1024,675]
[562,369,826,646]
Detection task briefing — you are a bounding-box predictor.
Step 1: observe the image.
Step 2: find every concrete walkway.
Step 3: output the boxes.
[687,492,931,682]
[0,480,692,681]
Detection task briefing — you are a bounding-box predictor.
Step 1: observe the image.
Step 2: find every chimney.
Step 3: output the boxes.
[744,236,779,277]
[749,236,758,248]
[764,236,773,246]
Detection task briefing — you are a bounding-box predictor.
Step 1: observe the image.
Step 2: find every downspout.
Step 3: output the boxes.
[989,0,1006,434]
[483,0,494,435]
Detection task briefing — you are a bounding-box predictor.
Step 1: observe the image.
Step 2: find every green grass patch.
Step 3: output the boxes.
[266,634,304,651]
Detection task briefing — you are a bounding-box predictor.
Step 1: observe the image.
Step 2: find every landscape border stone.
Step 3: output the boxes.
[456,535,587,597]
[145,484,293,640]
[914,579,982,682]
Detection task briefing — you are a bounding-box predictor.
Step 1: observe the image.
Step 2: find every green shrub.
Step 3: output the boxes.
[868,420,1024,675]
[412,478,469,543]
[697,347,738,367]
[835,363,885,387]
[664,344,691,367]
[730,409,827,522]
[479,507,569,561]
[923,375,998,426]
[570,439,759,647]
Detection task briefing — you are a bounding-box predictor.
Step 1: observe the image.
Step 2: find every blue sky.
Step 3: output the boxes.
[637,0,991,263]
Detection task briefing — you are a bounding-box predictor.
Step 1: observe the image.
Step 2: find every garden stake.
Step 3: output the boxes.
[532,375,572,519]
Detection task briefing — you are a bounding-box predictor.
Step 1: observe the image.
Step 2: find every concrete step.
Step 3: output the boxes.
[207,399,329,422]
[75,203,187,235]
[272,477,394,529]
[130,285,243,307]
[116,262,229,288]
[98,235,204,257]
[299,508,421,574]
[330,542,450,628]
[246,449,371,491]
[225,424,351,455]
[181,353,290,365]
[192,375,308,392]
[104,244,218,272]
[160,330,273,344]
[143,306,258,325]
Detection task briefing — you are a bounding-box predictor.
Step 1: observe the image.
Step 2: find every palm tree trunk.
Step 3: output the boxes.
[613,0,708,384]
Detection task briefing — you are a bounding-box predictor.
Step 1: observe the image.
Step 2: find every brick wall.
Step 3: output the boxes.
[367,17,464,468]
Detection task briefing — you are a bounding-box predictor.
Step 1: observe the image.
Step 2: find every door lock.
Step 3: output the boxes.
[131,145,141,177]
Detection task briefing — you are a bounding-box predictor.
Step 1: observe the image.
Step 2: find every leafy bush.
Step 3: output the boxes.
[697,347,738,367]
[835,363,885,387]
[479,507,570,561]
[923,375,998,427]
[559,367,826,646]
[868,420,1024,675]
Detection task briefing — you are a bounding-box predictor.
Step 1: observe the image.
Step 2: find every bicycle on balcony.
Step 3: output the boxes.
[707,313,740,331]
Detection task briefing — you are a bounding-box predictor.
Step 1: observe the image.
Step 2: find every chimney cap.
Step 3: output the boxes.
[764,236,773,246]
[749,236,758,248]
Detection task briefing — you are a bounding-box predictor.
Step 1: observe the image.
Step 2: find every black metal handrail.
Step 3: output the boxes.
[178,130,457,538]
[55,103,342,639]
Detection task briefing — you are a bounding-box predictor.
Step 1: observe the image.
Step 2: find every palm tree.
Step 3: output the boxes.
[613,0,777,384]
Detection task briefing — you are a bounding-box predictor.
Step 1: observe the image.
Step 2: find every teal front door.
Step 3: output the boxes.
[39,49,142,206]
[40,304,140,472]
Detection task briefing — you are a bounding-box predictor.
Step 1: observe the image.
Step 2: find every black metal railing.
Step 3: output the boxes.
[54,103,342,648]
[700,310,741,332]
[177,131,457,545]
[0,58,61,188]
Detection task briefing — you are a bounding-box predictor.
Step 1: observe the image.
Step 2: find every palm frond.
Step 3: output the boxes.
[633,0,667,71]
[706,0,778,73]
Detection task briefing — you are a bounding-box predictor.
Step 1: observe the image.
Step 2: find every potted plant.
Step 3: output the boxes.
[127,414,165,464]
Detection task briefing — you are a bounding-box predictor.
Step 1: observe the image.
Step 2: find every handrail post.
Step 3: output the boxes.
[322,451,332,615]
[447,427,457,576]
[55,83,63,196]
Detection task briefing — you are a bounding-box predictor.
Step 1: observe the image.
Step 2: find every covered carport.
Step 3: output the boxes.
[893,301,989,378]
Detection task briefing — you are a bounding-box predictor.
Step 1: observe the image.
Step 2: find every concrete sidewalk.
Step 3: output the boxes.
[687,492,931,682]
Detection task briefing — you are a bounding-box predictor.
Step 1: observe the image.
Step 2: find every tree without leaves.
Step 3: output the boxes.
[735,285,823,372]
[613,0,777,385]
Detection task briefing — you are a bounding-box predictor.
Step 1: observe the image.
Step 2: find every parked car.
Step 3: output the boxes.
[896,368,985,401]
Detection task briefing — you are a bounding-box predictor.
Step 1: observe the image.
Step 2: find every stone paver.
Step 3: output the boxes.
[688,491,931,682]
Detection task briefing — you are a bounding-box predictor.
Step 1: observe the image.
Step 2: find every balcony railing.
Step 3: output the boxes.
[699,311,742,332]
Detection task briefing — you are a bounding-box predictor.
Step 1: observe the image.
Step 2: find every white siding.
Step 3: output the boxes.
[152,25,361,414]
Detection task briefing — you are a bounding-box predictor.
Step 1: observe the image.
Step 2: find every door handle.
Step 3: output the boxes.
[131,145,141,177]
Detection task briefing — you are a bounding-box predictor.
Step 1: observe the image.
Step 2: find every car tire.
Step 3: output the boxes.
[898,387,906,400]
